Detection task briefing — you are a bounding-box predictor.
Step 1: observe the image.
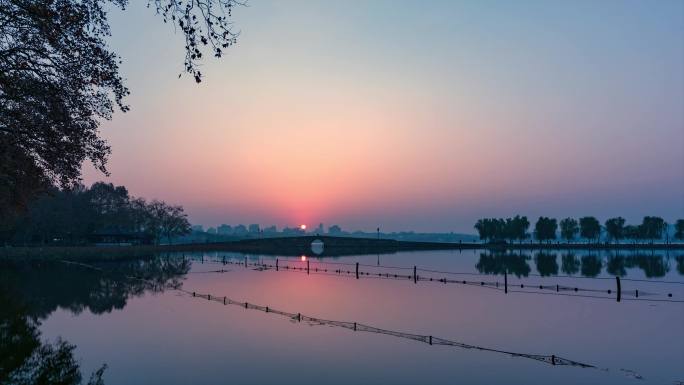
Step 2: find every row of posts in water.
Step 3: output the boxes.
[197,255,669,303]
[185,288,588,368]
[178,254,680,302]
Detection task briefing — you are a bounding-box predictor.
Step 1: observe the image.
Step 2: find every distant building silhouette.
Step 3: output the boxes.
[217,224,232,235]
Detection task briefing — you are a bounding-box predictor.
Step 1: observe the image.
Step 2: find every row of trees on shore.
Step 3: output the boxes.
[475,216,684,244]
[2,182,191,245]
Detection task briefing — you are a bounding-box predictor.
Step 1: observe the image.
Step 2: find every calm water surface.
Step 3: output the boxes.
[2,250,683,384]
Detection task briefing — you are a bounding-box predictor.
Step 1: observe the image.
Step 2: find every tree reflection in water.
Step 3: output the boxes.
[624,254,670,278]
[580,255,602,277]
[606,253,627,277]
[0,256,190,385]
[475,252,531,277]
[561,253,580,275]
[476,251,678,279]
[534,252,559,276]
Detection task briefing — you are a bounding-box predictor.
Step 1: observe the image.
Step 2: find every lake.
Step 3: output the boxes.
[1,249,683,384]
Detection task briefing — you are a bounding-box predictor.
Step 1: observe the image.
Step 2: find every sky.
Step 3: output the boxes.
[83,0,684,233]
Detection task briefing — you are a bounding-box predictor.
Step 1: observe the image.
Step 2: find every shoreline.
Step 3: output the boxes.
[2,236,683,260]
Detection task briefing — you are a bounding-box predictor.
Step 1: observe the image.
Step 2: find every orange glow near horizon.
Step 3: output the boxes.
[300,255,307,262]
[82,2,684,232]
[300,224,307,231]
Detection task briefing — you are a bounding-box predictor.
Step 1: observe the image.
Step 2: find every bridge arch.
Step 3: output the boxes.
[310,239,324,255]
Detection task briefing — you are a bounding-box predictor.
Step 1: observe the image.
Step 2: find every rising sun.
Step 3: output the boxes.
[300,224,307,230]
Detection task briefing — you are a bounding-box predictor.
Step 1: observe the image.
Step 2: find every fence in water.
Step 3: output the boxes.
[184,255,684,303]
[179,287,594,369]
[60,258,654,377]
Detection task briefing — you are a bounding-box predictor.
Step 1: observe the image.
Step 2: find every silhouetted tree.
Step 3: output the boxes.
[506,215,530,243]
[144,200,191,245]
[579,216,601,243]
[559,218,579,242]
[148,0,241,82]
[0,139,50,224]
[639,216,667,243]
[624,225,642,243]
[160,204,192,244]
[604,217,626,244]
[533,217,557,243]
[676,220,684,241]
[475,216,529,243]
[475,218,503,242]
[5,182,189,245]
[0,0,241,217]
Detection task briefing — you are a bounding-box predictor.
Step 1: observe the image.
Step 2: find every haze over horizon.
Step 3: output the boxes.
[83,0,684,233]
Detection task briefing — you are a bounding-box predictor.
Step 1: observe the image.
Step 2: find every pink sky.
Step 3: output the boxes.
[84,1,684,232]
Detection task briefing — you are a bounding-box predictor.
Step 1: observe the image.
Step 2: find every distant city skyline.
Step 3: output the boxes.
[84,0,684,233]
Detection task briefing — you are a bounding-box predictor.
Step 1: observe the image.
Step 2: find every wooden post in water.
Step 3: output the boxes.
[356,262,359,279]
[504,271,508,294]
[244,257,247,268]
[616,276,621,302]
[429,336,433,345]
[551,355,556,365]
[224,296,226,305]
[276,258,279,271]
[353,322,357,331]
[307,260,310,275]
[413,266,417,284]
[297,313,301,322]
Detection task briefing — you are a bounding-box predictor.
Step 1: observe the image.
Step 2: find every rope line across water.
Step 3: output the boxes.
[194,258,684,303]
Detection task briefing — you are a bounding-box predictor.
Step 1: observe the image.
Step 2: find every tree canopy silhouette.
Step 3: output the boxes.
[675,219,684,241]
[639,216,667,243]
[474,216,529,243]
[533,217,557,243]
[579,216,601,243]
[4,182,190,245]
[0,0,241,217]
[604,217,626,244]
[559,218,579,242]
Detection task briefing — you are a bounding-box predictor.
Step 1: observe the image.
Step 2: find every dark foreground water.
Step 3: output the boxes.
[2,249,683,384]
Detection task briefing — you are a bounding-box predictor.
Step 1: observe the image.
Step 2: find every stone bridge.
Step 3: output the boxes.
[181,235,469,257]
